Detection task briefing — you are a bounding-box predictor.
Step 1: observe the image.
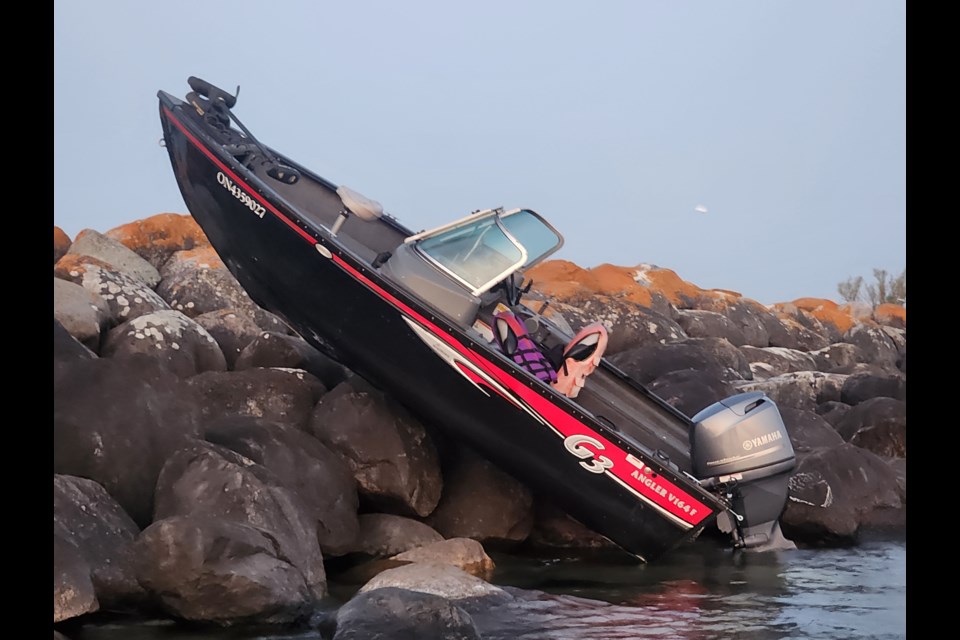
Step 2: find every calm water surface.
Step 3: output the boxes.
[68,536,906,640]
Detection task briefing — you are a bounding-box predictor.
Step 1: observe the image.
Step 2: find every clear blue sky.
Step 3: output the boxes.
[54,1,904,305]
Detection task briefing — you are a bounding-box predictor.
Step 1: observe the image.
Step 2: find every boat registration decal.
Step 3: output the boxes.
[217,171,266,218]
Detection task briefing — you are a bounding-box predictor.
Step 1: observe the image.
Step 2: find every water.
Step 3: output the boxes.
[65,536,906,640]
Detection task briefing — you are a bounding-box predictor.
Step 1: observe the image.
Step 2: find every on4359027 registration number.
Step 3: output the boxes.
[217,171,265,218]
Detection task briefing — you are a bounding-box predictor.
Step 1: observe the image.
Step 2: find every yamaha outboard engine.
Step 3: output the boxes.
[691,391,796,551]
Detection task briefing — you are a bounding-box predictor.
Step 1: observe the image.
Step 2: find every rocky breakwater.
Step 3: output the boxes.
[54,216,905,637]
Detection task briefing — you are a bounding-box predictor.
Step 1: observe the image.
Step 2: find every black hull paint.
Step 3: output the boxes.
[158,91,727,561]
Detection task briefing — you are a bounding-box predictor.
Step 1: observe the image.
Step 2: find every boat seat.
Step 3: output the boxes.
[331,185,383,236]
[552,323,608,399]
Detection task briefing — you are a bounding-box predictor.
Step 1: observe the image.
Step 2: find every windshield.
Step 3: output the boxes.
[413,209,563,295]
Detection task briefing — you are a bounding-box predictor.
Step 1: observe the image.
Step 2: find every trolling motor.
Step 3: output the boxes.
[185,76,301,185]
[691,392,796,551]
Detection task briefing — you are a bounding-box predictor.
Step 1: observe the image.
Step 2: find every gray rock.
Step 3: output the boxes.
[66,229,161,287]
[736,371,848,411]
[840,373,906,406]
[551,300,686,354]
[740,346,817,377]
[53,356,202,526]
[712,299,774,348]
[235,331,349,389]
[426,449,532,547]
[334,587,480,640]
[811,342,867,372]
[526,502,620,553]
[55,255,171,324]
[53,475,143,609]
[683,337,753,380]
[101,310,227,378]
[203,417,359,556]
[134,515,312,625]
[648,369,736,417]
[675,309,746,346]
[608,341,739,386]
[834,397,907,458]
[781,443,902,545]
[310,378,442,518]
[154,441,327,598]
[54,319,96,370]
[815,401,853,428]
[779,408,844,453]
[392,538,495,579]
[359,563,510,602]
[351,513,444,557]
[187,368,326,431]
[54,534,98,623]
[53,278,111,350]
[842,324,900,368]
[194,309,264,369]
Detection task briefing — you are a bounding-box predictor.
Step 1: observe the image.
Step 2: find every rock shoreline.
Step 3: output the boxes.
[53,216,905,636]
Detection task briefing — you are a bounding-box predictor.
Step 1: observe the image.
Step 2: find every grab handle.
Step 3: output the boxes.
[187,76,237,109]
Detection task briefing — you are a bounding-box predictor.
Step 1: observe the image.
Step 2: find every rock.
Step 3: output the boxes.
[53,356,202,526]
[350,514,444,557]
[840,373,906,405]
[54,319,96,369]
[779,408,844,453]
[675,309,746,346]
[186,368,326,430]
[525,501,620,553]
[134,515,311,625]
[426,449,532,547]
[647,369,736,417]
[549,299,686,354]
[104,213,209,270]
[740,346,817,377]
[888,457,906,503]
[203,417,359,556]
[782,298,856,340]
[235,331,349,389]
[736,371,848,411]
[834,398,907,458]
[682,337,753,380]
[334,587,480,640]
[101,310,227,378]
[704,298,774,348]
[194,309,263,369]
[154,441,327,598]
[873,303,906,329]
[810,343,866,373]
[53,475,143,609]
[773,316,830,352]
[359,563,510,602]
[842,324,900,369]
[815,401,852,429]
[55,255,171,324]
[781,443,903,545]
[310,378,442,518]
[53,278,111,350]
[608,341,737,386]
[526,260,675,317]
[54,226,72,263]
[67,229,161,287]
[54,533,98,623]
[392,539,495,580]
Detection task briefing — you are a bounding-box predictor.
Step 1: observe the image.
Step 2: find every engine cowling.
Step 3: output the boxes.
[691,391,796,551]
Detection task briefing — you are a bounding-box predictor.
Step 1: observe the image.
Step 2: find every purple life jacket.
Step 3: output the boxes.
[493,311,558,384]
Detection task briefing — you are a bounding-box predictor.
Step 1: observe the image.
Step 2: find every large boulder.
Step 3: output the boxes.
[700,298,775,348]
[771,316,830,352]
[101,310,227,378]
[426,449,533,547]
[834,397,907,458]
[779,408,844,453]
[815,401,853,429]
[186,368,326,431]
[235,331,349,389]
[525,501,620,554]
[203,417,359,556]
[873,304,906,330]
[647,369,736,417]
[547,299,686,355]
[310,378,442,518]
[53,475,143,609]
[54,319,96,370]
[608,341,738,386]
[736,371,848,411]
[811,343,867,373]
[104,213,209,270]
[392,538,495,580]
[55,255,171,323]
[840,373,906,406]
[53,278,111,350]
[54,225,72,264]
[682,337,752,380]
[781,443,903,545]
[154,441,327,598]
[194,309,264,369]
[66,229,161,287]
[350,514,444,558]
[54,533,98,623]
[358,563,510,602]
[134,515,312,625]
[739,346,817,378]
[334,587,480,640]
[675,309,746,346]
[842,324,900,369]
[53,356,202,526]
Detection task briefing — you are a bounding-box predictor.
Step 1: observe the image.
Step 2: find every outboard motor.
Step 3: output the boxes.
[691,391,796,551]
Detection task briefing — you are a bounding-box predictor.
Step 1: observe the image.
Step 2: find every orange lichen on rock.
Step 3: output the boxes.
[104,213,209,268]
[874,303,906,328]
[164,245,227,272]
[635,266,708,307]
[774,297,856,335]
[527,260,592,300]
[528,261,654,307]
[54,253,114,281]
[54,226,71,264]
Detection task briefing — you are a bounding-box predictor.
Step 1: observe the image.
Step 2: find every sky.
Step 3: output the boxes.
[54,1,905,305]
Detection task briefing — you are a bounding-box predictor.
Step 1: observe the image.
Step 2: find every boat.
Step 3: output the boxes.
[157,76,797,562]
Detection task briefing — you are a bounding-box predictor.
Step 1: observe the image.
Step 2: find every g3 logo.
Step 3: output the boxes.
[563,434,614,474]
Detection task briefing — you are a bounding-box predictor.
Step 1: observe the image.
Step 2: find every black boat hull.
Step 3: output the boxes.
[159,93,727,561]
